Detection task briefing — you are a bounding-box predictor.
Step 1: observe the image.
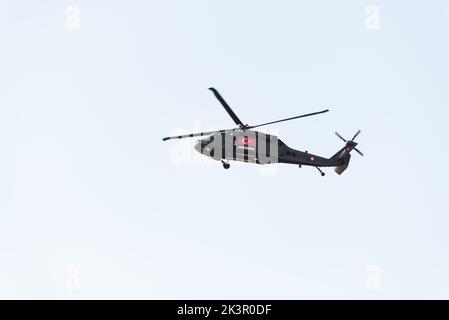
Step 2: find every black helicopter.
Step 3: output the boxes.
[162,88,363,176]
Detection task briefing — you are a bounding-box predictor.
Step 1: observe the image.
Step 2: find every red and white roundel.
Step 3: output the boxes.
[237,136,256,147]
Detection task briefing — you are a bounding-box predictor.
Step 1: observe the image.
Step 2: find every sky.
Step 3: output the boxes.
[0,0,448,299]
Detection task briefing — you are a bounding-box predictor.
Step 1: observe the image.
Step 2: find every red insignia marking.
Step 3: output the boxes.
[237,136,256,147]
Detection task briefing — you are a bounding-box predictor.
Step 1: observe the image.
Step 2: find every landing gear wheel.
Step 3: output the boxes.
[315,167,325,176]
[222,160,230,169]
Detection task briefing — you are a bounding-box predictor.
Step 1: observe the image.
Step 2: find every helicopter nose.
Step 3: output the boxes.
[194,140,202,153]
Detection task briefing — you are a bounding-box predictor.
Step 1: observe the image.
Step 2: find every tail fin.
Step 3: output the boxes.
[331,147,351,175]
[331,130,363,175]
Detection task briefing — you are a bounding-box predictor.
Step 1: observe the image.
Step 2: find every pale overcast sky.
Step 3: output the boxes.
[0,1,448,299]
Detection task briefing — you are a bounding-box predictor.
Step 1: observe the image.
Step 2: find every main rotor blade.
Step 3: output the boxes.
[162,129,234,141]
[335,132,347,143]
[352,130,361,141]
[248,109,329,129]
[208,87,244,127]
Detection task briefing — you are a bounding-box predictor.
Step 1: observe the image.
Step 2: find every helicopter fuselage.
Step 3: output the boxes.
[194,130,342,168]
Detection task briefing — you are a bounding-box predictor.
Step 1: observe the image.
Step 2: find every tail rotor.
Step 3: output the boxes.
[335,130,364,156]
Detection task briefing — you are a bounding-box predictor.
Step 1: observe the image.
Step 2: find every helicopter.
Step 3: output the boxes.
[162,88,363,176]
